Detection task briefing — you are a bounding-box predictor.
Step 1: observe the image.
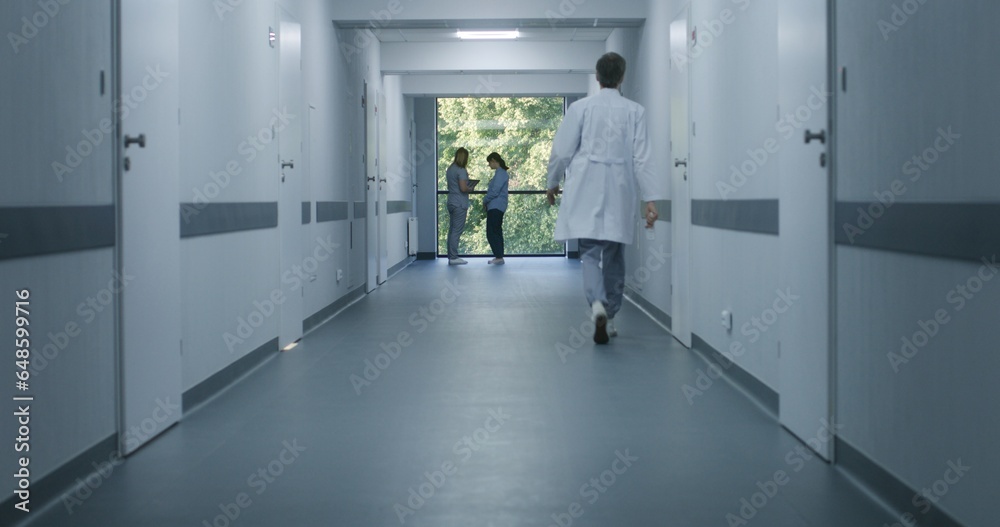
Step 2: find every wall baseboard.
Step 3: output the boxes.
[303,285,366,335]
[0,433,117,526]
[836,438,965,527]
[182,337,279,413]
[416,252,436,260]
[690,332,779,417]
[387,256,414,278]
[623,287,671,330]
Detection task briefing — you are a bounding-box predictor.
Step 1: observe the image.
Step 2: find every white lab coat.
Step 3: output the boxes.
[547,88,666,244]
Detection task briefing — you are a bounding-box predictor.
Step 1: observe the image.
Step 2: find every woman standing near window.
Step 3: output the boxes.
[483,152,509,265]
[446,147,473,265]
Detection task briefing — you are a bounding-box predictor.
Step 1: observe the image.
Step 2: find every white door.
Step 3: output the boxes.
[669,6,693,348]
[777,0,834,460]
[277,6,303,349]
[118,0,181,455]
[365,81,379,292]
[377,90,389,284]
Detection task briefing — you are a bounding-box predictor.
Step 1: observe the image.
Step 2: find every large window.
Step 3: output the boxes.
[437,97,565,256]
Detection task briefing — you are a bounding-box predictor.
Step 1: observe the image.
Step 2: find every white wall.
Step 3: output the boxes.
[413,98,438,256]
[400,73,591,97]
[381,40,606,74]
[176,0,409,389]
[689,0,780,389]
[834,2,1000,525]
[382,74,414,269]
[0,0,117,494]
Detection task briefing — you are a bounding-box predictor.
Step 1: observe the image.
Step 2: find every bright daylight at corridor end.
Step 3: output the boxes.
[1,0,997,526]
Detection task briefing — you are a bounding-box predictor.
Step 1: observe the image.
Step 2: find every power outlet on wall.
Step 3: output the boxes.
[337,269,343,282]
[721,310,732,331]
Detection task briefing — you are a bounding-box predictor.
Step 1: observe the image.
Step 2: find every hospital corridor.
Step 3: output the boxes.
[1,1,996,526]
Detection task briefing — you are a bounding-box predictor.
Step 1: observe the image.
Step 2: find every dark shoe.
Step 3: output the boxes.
[592,301,609,344]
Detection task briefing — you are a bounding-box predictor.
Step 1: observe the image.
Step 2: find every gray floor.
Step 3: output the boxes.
[24,258,894,526]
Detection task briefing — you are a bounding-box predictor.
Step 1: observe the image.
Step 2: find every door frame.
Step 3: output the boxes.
[364,80,378,292]
[776,0,837,461]
[115,0,182,455]
[276,4,304,349]
[669,3,693,348]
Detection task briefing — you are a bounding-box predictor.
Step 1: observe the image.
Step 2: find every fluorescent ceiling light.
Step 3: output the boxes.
[457,30,519,40]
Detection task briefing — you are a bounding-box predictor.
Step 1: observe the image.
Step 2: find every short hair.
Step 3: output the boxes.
[596,52,627,88]
[453,147,469,168]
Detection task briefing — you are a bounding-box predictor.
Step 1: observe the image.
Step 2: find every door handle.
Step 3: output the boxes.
[366,176,376,182]
[281,160,294,169]
[124,134,146,148]
[674,158,687,167]
[379,178,387,183]
[804,129,826,144]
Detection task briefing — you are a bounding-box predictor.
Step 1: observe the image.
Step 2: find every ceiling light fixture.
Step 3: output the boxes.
[457,30,519,40]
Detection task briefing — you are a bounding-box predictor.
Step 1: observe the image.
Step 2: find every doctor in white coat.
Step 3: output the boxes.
[546,52,666,344]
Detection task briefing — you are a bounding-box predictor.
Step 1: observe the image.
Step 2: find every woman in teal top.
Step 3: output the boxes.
[483,152,509,265]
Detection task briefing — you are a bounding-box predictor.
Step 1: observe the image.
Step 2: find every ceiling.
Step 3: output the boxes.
[334,18,642,43]
[374,27,613,42]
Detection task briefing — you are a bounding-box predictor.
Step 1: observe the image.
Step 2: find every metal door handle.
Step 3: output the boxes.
[367,176,376,182]
[804,129,826,144]
[281,160,294,169]
[124,134,145,148]
[379,178,387,183]
[674,158,687,167]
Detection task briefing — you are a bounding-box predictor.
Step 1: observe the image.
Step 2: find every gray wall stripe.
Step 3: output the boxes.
[316,201,350,222]
[654,200,672,222]
[302,202,311,224]
[0,205,115,261]
[354,201,366,219]
[692,199,779,235]
[180,202,278,238]
[388,200,413,214]
[835,202,1000,262]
